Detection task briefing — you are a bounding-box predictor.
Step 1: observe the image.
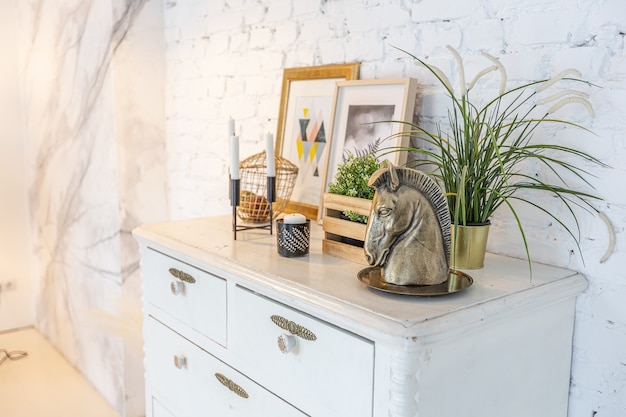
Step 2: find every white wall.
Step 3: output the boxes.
[163,1,625,416]
[0,0,34,330]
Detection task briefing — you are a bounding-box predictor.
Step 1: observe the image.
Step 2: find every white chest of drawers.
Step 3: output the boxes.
[134,216,586,417]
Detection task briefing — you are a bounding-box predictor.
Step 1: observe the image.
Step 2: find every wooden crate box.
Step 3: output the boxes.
[322,193,372,265]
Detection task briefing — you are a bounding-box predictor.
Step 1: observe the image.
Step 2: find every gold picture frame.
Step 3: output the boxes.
[276,63,360,220]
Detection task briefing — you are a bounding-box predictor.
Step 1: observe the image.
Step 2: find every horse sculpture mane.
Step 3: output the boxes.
[365,161,451,286]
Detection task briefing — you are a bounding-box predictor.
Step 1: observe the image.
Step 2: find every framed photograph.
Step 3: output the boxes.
[276,63,360,220]
[320,78,418,212]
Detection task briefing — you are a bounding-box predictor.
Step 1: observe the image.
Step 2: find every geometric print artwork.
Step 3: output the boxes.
[287,95,334,206]
[294,101,327,179]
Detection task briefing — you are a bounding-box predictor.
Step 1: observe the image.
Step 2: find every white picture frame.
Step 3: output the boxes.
[320,78,418,214]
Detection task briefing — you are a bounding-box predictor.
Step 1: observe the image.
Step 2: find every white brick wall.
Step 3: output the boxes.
[163,1,626,415]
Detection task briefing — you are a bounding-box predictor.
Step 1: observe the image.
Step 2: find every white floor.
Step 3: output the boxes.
[0,327,120,417]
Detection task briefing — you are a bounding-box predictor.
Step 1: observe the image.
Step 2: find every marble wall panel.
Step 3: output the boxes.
[14,0,165,415]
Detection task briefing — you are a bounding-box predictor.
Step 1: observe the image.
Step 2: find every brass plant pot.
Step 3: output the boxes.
[450,222,490,269]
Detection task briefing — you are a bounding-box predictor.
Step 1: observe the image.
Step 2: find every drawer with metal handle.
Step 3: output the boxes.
[231,286,374,416]
[145,318,307,417]
[142,248,227,347]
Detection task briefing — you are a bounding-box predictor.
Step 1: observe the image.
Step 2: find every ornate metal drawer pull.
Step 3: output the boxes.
[270,315,317,341]
[215,373,249,399]
[168,268,196,284]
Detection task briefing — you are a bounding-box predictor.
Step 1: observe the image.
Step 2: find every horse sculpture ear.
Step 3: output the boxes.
[387,161,400,191]
[368,160,400,191]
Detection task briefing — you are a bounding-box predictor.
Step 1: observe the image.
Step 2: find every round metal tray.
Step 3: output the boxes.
[357,267,473,296]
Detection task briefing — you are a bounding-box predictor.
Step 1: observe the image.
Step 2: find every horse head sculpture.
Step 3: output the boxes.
[364,161,451,286]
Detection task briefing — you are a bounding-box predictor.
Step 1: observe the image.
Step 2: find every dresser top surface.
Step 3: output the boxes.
[134,216,586,338]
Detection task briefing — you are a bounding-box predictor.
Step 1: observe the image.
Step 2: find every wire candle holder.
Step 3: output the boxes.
[230,152,298,240]
[230,176,276,240]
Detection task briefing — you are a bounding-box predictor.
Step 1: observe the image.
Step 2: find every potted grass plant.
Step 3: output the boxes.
[388,46,605,269]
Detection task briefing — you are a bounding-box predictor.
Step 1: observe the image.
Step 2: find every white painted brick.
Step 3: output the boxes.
[497,50,544,80]
[287,48,320,68]
[205,11,242,34]
[234,51,272,75]
[224,0,244,8]
[357,62,379,80]
[229,31,249,53]
[186,78,208,100]
[416,22,463,53]
[266,3,292,22]
[376,59,407,79]
[549,46,607,79]
[207,76,226,99]
[225,77,245,96]
[180,12,207,40]
[206,32,229,54]
[413,90,452,118]
[550,127,610,167]
[584,167,626,207]
[597,30,626,81]
[411,0,482,23]
[345,32,385,62]
[274,21,299,46]
[190,41,208,64]
[293,0,322,15]
[204,0,226,14]
[383,26,421,56]
[244,74,275,96]
[257,94,280,123]
[464,18,504,52]
[591,87,626,131]
[511,10,579,46]
[318,38,346,64]
[249,27,273,50]
[259,52,285,71]
[171,41,194,63]
[243,4,266,26]
[342,7,375,34]
[220,95,257,120]
[589,0,626,28]
[345,2,410,33]
[299,18,334,42]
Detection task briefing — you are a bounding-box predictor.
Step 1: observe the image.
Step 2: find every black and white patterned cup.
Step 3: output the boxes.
[276,219,311,257]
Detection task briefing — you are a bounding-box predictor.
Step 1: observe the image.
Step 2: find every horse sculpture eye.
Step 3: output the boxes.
[378,207,392,217]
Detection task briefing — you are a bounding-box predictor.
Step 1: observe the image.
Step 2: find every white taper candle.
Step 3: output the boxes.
[229,135,239,180]
[266,132,276,177]
[227,118,235,138]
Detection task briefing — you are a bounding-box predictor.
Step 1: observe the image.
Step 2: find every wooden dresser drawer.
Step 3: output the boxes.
[145,318,307,417]
[232,286,374,416]
[142,249,227,346]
